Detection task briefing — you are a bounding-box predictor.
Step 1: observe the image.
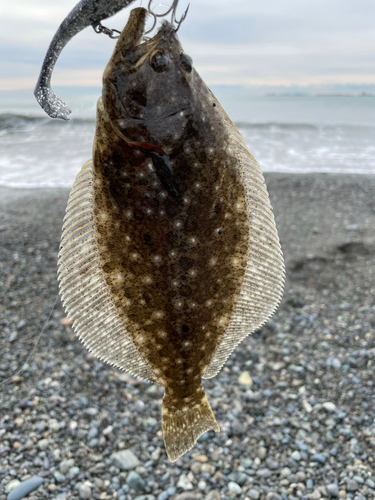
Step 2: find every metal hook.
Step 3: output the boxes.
[148,0,177,18]
[146,0,190,34]
[173,3,190,32]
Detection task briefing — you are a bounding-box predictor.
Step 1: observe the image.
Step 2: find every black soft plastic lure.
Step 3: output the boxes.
[34,0,137,120]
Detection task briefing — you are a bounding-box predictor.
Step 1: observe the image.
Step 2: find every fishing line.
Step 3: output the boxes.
[0,293,59,392]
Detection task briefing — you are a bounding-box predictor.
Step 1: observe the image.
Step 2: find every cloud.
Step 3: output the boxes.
[0,0,374,90]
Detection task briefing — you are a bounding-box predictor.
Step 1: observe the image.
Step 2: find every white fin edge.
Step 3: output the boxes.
[57,160,157,383]
[203,123,285,380]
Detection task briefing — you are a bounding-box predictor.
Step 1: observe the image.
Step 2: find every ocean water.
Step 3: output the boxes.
[0,88,374,187]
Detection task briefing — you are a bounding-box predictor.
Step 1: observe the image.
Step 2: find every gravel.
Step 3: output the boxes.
[1,174,375,500]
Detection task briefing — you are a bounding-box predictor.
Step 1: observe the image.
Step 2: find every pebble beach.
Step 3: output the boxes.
[1,172,375,500]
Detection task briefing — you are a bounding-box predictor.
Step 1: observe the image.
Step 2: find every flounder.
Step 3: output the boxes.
[57,8,285,461]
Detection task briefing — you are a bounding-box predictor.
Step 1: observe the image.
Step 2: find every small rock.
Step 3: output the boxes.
[257,447,267,460]
[332,358,342,370]
[87,427,98,440]
[347,479,358,492]
[291,451,302,461]
[228,481,242,495]
[143,417,157,427]
[111,449,140,470]
[8,331,18,343]
[198,479,207,491]
[231,419,245,436]
[295,440,309,452]
[175,493,197,500]
[14,417,24,428]
[327,484,339,497]
[323,402,337,412]
[134,400,145,412]
[177,474,193,491]
[248,488,260,499]
[280,467,292,478]
[54,471,66,483]
[60,459,75,474]
[266,457,279,470]
[61,317,74,326]
[194,455,208,463]
[266,494,282,500]
[151,448,161,461]
[37,439,49,451]
[205,492,221,500]
[338,491,346,499]
[309,489,321,500]
[353,476,364,484]
[7,477,43,500]
[303,399,313,413]
[67,466,80,479]
[201,463,215,475]
[311,453,327,464]
[257,468,271,478]
[79,483,92,499]
[5,480,21,493]
[238,371,253,386]
[126,471,145,492]
[157,492,169,500]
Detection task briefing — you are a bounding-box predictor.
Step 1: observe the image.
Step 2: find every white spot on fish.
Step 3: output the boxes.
[101,213,106,219]
[132,253,138,259]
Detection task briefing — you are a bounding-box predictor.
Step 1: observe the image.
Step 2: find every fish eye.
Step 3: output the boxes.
[150,51,169,73]
[180,53,193,73]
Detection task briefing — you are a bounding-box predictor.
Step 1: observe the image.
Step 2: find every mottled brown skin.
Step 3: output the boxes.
[92,8,249,451]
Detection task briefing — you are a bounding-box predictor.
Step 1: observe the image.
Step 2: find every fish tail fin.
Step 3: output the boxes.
[162,387,220,462]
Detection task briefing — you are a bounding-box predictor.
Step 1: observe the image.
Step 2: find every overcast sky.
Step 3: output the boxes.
[0,0,374,91]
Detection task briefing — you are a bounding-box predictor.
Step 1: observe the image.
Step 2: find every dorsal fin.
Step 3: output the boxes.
[57,160,157,383]
[203,114,285,380]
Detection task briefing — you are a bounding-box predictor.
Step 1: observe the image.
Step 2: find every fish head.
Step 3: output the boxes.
[102,7,195,155]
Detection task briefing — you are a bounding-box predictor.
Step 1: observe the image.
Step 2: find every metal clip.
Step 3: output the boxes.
[92,22,121,39]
